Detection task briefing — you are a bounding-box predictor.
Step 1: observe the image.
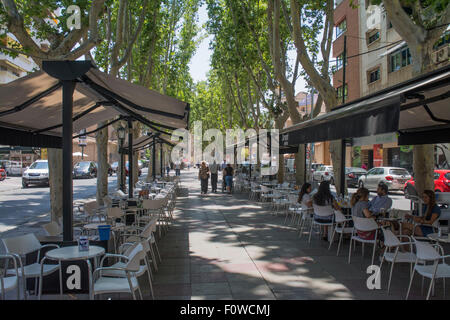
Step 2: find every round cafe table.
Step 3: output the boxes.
[38,245,105,300]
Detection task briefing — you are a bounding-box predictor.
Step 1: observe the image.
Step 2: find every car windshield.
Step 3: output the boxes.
[29,162,48,170]
[76,162,90,168]
[389,169,409,176]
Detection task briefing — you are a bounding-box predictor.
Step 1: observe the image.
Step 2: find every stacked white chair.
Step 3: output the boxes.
[92,243,146,300]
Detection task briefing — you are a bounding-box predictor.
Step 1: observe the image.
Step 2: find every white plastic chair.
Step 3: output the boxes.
[92,243,146,300]
[308,204,335,243]
[250,182,261,200]
[328,210,353,256]
[406,238,450,300]
[348,216,379,266]
[0,254,20,300]
[285,194,300,225]
[298,204,314,238]
[379,228,416,294]
[260,185,273,204]
[272,190,288,216]
[2,234,61,299]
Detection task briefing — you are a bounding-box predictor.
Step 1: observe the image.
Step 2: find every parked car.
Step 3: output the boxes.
[22,160,49,188]
[111,161,119,173]
[346,167,367,187]
[94,163,113,176]
[73,161,97,179]
[125,162,142,176]
[358,167,411,191]
[0,160,23,176]
[404,170,450,196]
[313,165,334,183]
[0,168,6,181]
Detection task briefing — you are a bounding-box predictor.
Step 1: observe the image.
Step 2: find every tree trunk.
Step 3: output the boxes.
[329,140,344,195]
[132,123,140,186]
[96,123,108,205]
[413,145,435,196]
[48,148,62,222]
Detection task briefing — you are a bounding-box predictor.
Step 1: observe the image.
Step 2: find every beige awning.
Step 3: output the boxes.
[0,64,189,148]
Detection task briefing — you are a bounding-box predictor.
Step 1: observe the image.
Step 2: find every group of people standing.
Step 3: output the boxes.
[198,160,234,195]
[297,179,441,242]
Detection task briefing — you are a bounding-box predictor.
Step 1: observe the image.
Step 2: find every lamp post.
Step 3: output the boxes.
[78,129,87,160]
[117,126,126,193]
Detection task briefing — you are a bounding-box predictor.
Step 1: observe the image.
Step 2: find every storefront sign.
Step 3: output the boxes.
[352,132,398,147]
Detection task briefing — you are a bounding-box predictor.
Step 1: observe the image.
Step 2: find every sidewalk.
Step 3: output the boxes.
[151,169,445,300]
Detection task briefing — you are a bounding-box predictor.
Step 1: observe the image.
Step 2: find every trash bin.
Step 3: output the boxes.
[98,225,111,241]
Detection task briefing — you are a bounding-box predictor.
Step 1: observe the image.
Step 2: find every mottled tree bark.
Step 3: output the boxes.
[96,123,108,205]
[48,148,62,222]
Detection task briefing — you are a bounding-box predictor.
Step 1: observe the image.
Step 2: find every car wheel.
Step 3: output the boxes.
[22,181,28,188]
[436,189,442,193]
[358,180,364,188]
[404,188,409,197]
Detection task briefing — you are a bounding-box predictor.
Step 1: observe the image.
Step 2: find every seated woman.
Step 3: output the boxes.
[351,187,377,240]
[312,181,341,240]
[402,190,441,237]
[298,183,313,208]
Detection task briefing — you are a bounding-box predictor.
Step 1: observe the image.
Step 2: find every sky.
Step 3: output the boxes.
[188,4,309,94]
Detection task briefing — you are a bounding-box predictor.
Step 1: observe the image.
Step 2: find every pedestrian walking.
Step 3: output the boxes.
[210,160,219,193]
[175,160,181,176]
[223,163,234,194]
[166,162,171,176]
[199,161,210,194]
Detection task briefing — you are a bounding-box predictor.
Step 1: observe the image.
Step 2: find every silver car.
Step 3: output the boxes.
[313,165,334,183]
[358,167,411,191]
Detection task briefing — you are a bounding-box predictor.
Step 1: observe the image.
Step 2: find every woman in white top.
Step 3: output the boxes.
[298,183,313,208]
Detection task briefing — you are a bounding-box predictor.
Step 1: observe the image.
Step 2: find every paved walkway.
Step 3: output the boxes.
[151,169,449,300]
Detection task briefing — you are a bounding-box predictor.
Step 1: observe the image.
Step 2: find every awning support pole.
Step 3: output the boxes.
[340,139,346,197]
[160,142,163,177]
[152,135,156,181]
[62,80,76,242]
[128,118,133,198]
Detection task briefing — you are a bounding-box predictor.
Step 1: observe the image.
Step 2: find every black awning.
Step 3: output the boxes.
[281,65,450,147]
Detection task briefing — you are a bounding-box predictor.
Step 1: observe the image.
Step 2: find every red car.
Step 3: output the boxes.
[0,168,6,181]
[404,169,450,194]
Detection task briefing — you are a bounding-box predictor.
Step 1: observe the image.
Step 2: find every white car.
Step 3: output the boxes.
[22,160,49,188]
[313,165,334,183]
[0,160,23,176]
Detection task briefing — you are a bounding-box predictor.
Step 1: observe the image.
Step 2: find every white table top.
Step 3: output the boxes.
[428,233,450,243]
[83,223,125,230]
[46,245,105,261]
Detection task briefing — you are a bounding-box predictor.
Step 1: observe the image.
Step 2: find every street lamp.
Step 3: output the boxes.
[78,129,87,160]
[117,126,126,192]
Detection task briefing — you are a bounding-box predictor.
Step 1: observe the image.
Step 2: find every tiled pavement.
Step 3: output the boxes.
[149,170,449,300]
[4,169,450,300]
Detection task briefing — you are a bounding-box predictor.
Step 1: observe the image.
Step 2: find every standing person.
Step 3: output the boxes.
[166,163,170,176]
[210,160,219,193]
[175,160,181,176]
[223,163,234,194]
[221,160,227,170]
[199,161,210,195]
